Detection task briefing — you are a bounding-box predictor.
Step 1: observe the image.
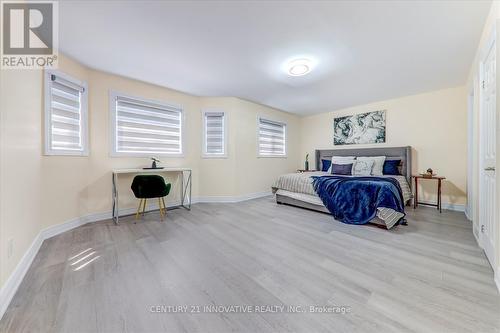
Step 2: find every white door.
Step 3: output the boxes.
[479,35,497,267]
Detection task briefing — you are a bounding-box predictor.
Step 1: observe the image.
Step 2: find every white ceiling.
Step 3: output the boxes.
[59,0,491,115]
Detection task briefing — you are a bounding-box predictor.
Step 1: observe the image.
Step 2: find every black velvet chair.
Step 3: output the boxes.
[131,175,171,221]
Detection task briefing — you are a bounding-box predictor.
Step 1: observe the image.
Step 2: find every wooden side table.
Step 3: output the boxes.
[412,175,446,213]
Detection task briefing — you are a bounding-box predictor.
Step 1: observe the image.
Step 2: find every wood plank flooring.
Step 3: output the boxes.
[1,197,499,333]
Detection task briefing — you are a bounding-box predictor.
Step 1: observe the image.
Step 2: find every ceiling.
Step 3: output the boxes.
[59,0,491,115]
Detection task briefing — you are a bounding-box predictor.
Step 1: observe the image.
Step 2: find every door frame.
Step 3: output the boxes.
[466,85,474,222]
[478,24,497,269]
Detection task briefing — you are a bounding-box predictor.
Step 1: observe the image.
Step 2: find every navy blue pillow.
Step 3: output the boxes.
[321,159,332,172]
[383,159,401,175]
[331,163,353,175]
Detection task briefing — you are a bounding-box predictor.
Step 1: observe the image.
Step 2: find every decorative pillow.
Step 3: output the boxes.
[331,163,353,175]
[321,159,332,172]
[331,156,356,164]
[357,156,386,176]
[383,159,402,175]
[352,160,374,176]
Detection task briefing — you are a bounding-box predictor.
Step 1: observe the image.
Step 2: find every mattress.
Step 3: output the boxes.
[272,172,412,229]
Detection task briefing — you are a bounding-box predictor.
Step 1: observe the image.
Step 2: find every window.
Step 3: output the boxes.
[44,70,88,156]
[258,117,286,157]
[110,92,183,156]
[202,111,226,157]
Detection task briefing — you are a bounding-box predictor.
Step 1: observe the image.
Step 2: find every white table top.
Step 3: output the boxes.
[112,167,192,174]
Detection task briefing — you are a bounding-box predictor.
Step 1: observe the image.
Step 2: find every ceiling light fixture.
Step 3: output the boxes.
[287,58,313,76]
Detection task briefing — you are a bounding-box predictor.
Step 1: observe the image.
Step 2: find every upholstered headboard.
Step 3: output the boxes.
[315,146,412,184]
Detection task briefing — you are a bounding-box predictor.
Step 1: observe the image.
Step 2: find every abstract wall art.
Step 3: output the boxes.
[333,110,386,145]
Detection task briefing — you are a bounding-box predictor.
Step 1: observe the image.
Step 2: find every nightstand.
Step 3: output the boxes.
[412,175,446,213]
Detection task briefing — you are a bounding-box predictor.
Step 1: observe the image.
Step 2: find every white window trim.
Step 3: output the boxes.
[202,109,228,158]
[109,90,185,158]
[44,69,89,156]
[257,116,287,158]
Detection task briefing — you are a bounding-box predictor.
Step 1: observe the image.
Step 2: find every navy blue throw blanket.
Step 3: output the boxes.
[312,176,405,225]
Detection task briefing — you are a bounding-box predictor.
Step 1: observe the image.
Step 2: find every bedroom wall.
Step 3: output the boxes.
[85,68,203,215]
[299,86,468,207]
[0,55,90,292]
[198,97,299,199]
[0,54,300,297]
[232,98,300,196]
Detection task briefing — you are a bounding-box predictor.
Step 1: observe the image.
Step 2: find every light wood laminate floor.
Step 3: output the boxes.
[1,197,499,333]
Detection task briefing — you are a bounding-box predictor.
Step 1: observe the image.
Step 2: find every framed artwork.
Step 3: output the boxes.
[333,110,386,145]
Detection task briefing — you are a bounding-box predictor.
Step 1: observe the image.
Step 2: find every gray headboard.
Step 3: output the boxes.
[315,146,412,184]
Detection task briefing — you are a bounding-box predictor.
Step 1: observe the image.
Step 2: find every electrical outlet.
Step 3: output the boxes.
[7,238,13,259]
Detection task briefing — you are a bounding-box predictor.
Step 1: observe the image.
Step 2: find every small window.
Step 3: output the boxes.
[202,111,226,157]
[44,70,88,156]
[258,117,286,157]
[110,91,183,156]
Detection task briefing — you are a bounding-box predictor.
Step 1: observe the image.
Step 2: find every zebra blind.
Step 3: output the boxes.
[45,72,88,155]
[204,111,225,156]
[113,95,183,155]
[258,118,286,156]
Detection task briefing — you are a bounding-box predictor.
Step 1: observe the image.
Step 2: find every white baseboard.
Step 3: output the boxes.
[417,200,465,212]
[472,226,499,294]
[0,191,272,320]
[83,199,182,222]
[464,208,472,221]
[0,231,44,320]
[196,191,272,203]
[444,203,465,212]
[472,228,499,294]
[472,224,481,247]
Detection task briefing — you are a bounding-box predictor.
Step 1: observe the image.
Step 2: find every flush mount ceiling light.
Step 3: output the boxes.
[287,58,313,76]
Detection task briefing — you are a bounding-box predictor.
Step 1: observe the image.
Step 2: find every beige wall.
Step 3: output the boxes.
[198,97,299,199]
[233,99,300,196]
[0,55,300,290]
[0,56,91,289]
[300,86,468,206]
[1,68,44,290]
[86,68,203,214]
[0,50,472,294]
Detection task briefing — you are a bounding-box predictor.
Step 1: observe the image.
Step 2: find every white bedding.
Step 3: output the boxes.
[272,171,412,229]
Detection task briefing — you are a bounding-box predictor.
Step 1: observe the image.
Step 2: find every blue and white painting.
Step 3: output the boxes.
[333,110,386,145]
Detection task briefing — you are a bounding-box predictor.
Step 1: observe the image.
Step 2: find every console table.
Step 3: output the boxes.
[412,175,445,213]
[112,167,192,224]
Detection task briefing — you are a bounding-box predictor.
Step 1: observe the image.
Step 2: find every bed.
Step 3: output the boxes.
[272,146,412,228]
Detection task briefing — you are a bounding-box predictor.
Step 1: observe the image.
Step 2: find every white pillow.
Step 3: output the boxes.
[357,156,386,176]
[352,160,374,176]
[331,156,356,164]
[328,156,356,173]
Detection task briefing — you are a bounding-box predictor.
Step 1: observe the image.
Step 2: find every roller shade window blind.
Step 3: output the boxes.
[45,71,88,156]
[111,93,183,156]
[258,118,286,156]
[203,111,225,156]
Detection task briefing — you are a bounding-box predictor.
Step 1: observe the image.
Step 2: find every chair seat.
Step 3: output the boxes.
[131,175,171,198]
